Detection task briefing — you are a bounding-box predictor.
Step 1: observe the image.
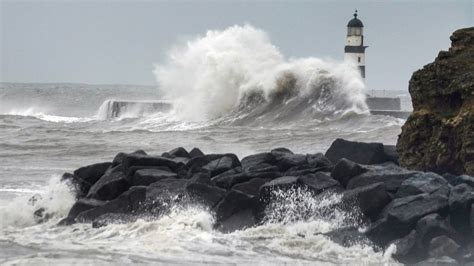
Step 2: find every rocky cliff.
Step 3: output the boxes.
[397,27,474,175]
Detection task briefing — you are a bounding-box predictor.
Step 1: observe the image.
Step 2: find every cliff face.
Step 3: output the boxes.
[397,27,474,175]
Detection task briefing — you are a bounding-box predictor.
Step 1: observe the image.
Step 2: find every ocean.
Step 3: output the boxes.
[0,25,407,264]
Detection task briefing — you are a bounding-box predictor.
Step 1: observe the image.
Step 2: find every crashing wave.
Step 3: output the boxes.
[154,24,368,124]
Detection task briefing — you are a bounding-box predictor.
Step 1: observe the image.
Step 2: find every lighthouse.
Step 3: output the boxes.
[344,10,368,79]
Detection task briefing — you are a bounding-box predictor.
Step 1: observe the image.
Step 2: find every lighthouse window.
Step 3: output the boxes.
[358,57,361,63]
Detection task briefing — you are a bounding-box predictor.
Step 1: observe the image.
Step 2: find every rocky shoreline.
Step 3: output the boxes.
[49,138,474,264]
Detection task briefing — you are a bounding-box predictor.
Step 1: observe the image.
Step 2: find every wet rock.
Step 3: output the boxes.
[259,173,339,200]
[245,163,279,173]
[187,153,240,172]
[241,152,275,171]
[392,214,459,263]
[121,153,183,172]
[86,171,130,201]
[186,182,226,208]
[448,184,474,235]
[112,150,147,167]
[203,156,242,177]
[342,182,391,221]
[428,235,461,259]
[212,170,281,190]
[69,162,112,197]
[383,145,399,165]
[189,147,205,158]
[77,186,147,222]
[452,175,474,187]
[397,27,474,176]
[271,147,293,154]
[231,178,270,197]
[346,163,419,192]
[366,192,449,246]
[325,138,389,165]
[33,208,53,224]
[331,158,367,188]
[168,147,190,158]
[306,153,333,171]
[144,178,188,215]
[216,208,257,233]
[65,198,105,221]
[132,169,177,186]
[214,190,258,228]
[395,172,449,198]
[274,153,308,172]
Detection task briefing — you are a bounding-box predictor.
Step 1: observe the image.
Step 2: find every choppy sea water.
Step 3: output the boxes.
[0,82,406,264]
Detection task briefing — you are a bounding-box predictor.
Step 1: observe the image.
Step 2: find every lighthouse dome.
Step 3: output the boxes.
[347,12,364,27]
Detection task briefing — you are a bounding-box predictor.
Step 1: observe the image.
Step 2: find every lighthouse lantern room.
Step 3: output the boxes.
[344,10,368,79]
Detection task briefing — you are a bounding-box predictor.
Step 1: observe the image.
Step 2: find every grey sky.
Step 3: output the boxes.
[1,0,472,90]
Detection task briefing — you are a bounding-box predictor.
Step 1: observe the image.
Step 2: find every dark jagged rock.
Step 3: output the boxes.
[259,173,340,200]
[231,178,270,197]
[397,27,474,176]
[383,145,400,165]
[306,153,333,170]
[112,150,147,167]
[452,175,474,187]
[325,138,390,165]
[241,152,275,170]
[366,192,449,246]
[132,169,177,186]
[125,165,172,179]
[67,162,112,197]
[64,198,105,222]
[342,182,391,221]
[392,214,460,263]
[449,184,474,235]
[212,170,281,190]
[186,153,240,173]
[428,235,461,259]
[186,182,226,208]
[274,153,308,171]
[86,171,130,201]
[203,156,241,177]
[346,163,419,192]
[214,190,259,231]
[168,147,190,158]
[77,186,147,222]
[121,153,184,172]
[331,158,367,188]
[188,147,204,158]
[395,172,449,198]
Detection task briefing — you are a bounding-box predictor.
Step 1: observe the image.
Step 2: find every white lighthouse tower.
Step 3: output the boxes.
[344,10,368,79]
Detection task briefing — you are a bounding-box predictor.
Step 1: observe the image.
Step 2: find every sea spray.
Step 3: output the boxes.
[154,24,367,122]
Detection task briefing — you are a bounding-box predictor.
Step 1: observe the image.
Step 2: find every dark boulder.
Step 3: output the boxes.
[346,163,419,192]
[132,169,177,186]
[449,184,474,235]
[86,171,130,201]
[395,172,449,198]
[168,147,190,158]
[186,182,227,208]
[331,158,367,188]
[271,147,293,154]
[203,156,241,177]
[342,182,391,221]
[231,178,270,197]
[65,198,105,222]
[259,173,340,200]
[325,138,388,165]
[112,150,147,167]
[383,145,399,165]
[125,165,172,179]
[274,153,308,172]
[144,178,188,215]
[306,153,333,171]
[245,163,279,173]
[241,152,275,171]
[121,153,183,172]
[216,208,257,233]
[428,235,461,259]
[189,147,205,158]
[366,192,449,246]
[212,170,281,190]
[77,186,147,222]
[214,190,259,231]
[187,153,240,172]
[392,214,459,263]
[452,175,474,187]
[68,162,112,197]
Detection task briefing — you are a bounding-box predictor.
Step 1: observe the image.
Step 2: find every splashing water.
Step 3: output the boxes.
[154,24,367,122]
